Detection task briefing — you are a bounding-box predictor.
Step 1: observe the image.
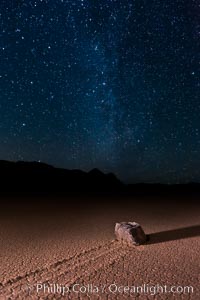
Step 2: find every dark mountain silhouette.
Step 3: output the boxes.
[0,160,122,195]
[0,160,200,197]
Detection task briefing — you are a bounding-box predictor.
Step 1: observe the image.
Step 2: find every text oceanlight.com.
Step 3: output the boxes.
[26,283,194,296]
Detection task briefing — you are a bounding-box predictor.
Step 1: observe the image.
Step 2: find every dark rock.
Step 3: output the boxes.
[115,222,147,246]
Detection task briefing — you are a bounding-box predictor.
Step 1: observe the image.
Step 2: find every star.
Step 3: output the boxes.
[0,0,198,183]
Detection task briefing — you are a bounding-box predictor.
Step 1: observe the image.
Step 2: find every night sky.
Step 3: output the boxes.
[0,0,199,183]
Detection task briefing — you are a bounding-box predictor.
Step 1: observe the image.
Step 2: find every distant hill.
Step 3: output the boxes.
[0,160,199,197]
[0,160,123,195]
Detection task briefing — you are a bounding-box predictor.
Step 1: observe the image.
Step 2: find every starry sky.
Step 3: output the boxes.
[0,0,199,183]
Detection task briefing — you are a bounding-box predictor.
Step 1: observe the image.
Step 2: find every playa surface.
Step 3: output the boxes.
[0,196,199,299]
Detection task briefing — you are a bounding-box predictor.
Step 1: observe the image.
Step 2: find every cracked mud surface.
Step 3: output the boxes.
[0,197,199,299]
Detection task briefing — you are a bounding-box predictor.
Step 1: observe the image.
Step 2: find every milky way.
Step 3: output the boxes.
[0,0,199,182]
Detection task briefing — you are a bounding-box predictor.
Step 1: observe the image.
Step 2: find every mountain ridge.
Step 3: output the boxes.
[0,160,199,196]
